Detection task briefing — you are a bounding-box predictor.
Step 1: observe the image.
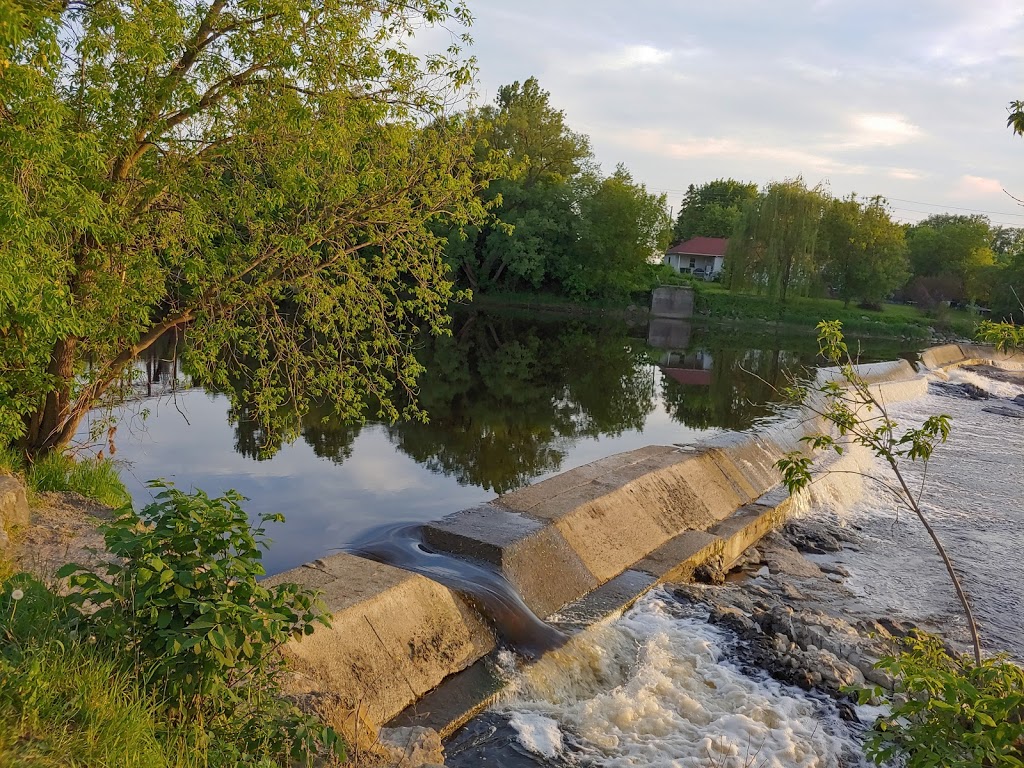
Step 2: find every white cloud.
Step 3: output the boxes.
[888,168,924,181]
[623,129,867,177]
[831,113,923,150]
[957,174,1004,197]
[596,44,674,71]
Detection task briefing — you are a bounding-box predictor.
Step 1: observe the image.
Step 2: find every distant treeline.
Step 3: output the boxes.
[670,178,1024,320]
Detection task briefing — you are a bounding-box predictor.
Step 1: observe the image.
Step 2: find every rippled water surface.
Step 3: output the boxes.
[831,366,1024,657]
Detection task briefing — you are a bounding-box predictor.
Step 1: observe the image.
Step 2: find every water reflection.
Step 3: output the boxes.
[384,314,656,492]
[86,311,911,571]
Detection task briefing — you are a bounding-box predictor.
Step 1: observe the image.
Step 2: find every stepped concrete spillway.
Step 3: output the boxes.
[267,344,1022,742]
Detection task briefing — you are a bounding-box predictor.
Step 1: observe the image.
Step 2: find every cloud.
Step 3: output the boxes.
[595,44,674,71]
[623,129,867,176]
[888,168,924,181]
[830,113,923,150]
[957,175,1004,197]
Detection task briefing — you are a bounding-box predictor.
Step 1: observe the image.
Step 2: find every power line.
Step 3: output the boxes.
[884,197,1024,219]
[645,187,1024,226]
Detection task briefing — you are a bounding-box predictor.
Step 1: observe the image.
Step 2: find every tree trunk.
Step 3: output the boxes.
[24,337,79,459]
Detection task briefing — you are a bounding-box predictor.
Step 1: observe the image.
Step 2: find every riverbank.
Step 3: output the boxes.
[467,287,979,341]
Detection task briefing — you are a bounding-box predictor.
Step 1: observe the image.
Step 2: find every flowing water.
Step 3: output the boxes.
[447,593,874,768]
[444,364,1024,767]
[821,366,1024,658]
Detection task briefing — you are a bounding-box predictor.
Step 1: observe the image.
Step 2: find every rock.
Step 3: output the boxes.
[709,605,759,636]
[783,522,843,554]
[378,726,445,768]
[780,583,805,601]
[0,473,29,550]
[982,404,1024,418]
[819,563,851,578]
[693,560,727,585]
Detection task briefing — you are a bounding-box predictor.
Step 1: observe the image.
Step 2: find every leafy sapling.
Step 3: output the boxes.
[775,320,981,665]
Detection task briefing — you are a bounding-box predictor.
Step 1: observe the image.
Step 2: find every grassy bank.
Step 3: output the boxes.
[469,287,981,340]
[0,448,130,508]
[0,483,343,767]
[693,283,979,339]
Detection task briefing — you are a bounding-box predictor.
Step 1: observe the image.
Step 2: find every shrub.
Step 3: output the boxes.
[977,319,1024,351]
[57,483,343,766]
[861,632,1024,767]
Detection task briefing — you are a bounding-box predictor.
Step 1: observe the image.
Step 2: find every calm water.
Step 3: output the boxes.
[81,312,905,575]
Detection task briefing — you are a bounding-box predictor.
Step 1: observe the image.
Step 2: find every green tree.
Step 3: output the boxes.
[820,195,908,307]
[0,0,487,460]
[672,179,758,243]
[449,77,592,293]
[906,214,994,303]
[557,165,671,300]
[725,179,828,302]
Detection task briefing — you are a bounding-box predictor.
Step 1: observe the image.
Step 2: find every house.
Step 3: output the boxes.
[663,236,728,280]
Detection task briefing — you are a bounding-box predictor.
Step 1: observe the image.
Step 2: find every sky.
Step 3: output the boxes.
[435,0,1024,228]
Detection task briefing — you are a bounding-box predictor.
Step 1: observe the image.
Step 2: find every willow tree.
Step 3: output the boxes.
[724,179,827,302]
[0,0,491,459]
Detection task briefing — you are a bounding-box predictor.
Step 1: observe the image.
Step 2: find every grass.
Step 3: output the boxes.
[25,453,131,509]
[693,282,981,339]
[0,448,130,509]
[0,574,209,768]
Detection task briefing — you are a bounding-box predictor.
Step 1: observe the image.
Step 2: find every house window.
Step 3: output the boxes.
[689,257,696,269]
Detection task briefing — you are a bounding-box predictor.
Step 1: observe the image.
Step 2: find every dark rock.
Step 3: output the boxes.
[782,522,843,554]
[982,404,1024,418]
[932,381,990,400]
[693,560,726,585]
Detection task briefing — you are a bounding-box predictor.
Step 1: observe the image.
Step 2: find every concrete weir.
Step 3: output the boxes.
[270,344,1019,742]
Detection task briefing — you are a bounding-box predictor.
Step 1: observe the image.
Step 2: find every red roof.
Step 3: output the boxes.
[662,367,712,386]
[666,236,728,257]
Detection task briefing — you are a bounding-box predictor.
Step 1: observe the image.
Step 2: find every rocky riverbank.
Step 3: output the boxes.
[675,519,906,709]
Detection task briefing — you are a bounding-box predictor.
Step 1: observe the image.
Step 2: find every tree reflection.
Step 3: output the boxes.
[385,313,656,493]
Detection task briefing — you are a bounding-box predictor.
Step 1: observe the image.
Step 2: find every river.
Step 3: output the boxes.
[443,363,1024,767]
[82,311,912,575]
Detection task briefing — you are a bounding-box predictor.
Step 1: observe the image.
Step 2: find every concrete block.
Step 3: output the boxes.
[508,448,745,585]
[634,530,723,582]
[710,502,791,567]
[920,344,968,370]
[424,506,600,619]
[650,286,694,319]
[267,553,493,728]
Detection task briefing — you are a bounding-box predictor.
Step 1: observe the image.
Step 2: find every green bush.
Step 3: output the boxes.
[861,632,1024,767]
[25,452,131,508]
[0,484,344,766]
[57,483,343,765]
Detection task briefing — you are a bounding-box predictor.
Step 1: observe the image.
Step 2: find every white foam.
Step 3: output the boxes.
[499,593,869,767]
[509,712,563,758]
[946,368,1024,398]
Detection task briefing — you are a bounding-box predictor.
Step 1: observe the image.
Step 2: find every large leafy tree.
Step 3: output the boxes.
[905,214,994,303]
[556,165,670,300]
[725,179,828,302]
[672,178,758,243]
[449,77,591,293]
[1,0,489,459]
[820,195,908,307]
